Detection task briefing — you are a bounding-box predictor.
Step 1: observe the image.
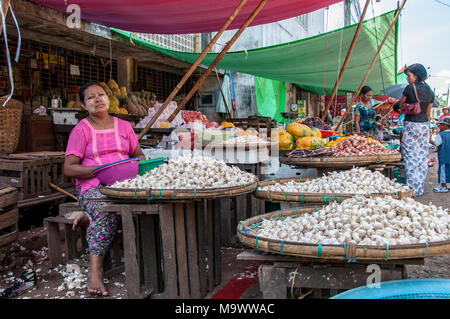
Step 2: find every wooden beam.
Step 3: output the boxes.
[165,0,269,125]
[334,0,407,132]
[137,0,250,139]
[320,0,371,121]
[0,0,11,36]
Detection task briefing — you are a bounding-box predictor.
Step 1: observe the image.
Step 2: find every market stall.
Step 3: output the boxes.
[93,153,259,298]
[236,196,450,298]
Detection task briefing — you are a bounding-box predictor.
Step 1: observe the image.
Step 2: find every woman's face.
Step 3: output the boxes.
[406,70,418,84]
[82,85,109,115]
[443,108,449,115]
[361,90,373,103]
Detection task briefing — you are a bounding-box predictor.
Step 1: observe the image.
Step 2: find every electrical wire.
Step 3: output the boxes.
[433,0,450,7]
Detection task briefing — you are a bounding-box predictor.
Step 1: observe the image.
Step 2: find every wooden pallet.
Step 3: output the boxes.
[238,250,422,299]
[0,185,19,247]
[0,152,75,207]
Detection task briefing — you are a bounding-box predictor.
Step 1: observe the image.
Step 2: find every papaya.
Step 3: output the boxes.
[279,132,294,150]
[107,79,119,91]
[286,123,312,140]
[66,100,75,108]
[120,86,127,99]
[109,95,120,108]
[119,107,128,115]
[310,127,322,139]
[112,88,121,98]
[108,104,120,114]
[99,82,113,96]
[295,136,323,150]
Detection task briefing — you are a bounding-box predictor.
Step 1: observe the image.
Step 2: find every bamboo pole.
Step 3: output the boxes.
[137,0,249,140]
[49,182,77,201]
[0,0,11,36]
[334,0,407,132]
[320,0,371,122]
[166,0,269,124]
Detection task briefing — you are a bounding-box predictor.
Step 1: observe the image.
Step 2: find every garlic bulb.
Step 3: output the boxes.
[259,167,411,195]
[255,196,449,246]
[223,135,269,145]
[111,153,257,189]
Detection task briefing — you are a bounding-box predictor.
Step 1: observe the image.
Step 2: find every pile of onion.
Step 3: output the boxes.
[333,135,397,157]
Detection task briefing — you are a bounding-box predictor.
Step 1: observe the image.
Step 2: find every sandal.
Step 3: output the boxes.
[0,269,38,299]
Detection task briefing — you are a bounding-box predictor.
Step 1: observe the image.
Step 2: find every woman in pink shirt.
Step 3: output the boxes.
[64,82,145,296]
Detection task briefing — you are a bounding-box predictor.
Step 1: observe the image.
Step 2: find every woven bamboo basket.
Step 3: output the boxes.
[98,180,259,201]
[255,177,415,203]
[282,153,402,168]
[0,97,23,154]
[236,208,450,261]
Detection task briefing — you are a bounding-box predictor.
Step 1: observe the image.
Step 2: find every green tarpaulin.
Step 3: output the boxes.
[112,10,398,95]
[254,76,285,123]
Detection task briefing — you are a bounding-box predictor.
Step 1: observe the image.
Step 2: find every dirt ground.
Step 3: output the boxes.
[1,157,449,299]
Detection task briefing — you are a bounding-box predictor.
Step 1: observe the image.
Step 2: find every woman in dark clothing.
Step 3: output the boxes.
[398,63,435,197]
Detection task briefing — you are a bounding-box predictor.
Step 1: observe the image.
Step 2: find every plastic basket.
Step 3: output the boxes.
[331,279,450,299]
[138,157,165,175]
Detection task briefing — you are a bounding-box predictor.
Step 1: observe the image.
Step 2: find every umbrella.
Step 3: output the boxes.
[382,84,439,106]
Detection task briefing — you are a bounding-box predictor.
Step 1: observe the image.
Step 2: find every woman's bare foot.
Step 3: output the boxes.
[87,254,108,296]
[72,212,89,231]
[87,269,109,296]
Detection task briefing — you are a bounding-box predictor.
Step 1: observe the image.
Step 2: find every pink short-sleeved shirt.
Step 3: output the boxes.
[65,117,138,193]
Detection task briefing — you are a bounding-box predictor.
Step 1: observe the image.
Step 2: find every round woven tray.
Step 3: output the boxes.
[236,208,450,261]
[98,180,258,201]
[281,153,402,168]
[254,177,415,203]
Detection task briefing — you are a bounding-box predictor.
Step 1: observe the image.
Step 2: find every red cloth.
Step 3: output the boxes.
[439,114,449,121]
[30,0,340,34]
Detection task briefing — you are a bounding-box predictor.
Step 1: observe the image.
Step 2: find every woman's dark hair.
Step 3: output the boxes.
[360,86,373,96]
[79,81,106,102]
[404,63,428,82]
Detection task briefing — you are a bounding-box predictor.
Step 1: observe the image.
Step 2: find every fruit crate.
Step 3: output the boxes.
[0,152,75,208]
[0,185,19,247]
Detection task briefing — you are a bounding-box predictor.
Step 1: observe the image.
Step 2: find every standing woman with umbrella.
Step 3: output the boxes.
[399,64,435,197]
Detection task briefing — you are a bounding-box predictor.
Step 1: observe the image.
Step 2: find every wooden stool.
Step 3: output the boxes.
[44,203,124,278]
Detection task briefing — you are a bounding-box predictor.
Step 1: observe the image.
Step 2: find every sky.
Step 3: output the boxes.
[326,0,450,97]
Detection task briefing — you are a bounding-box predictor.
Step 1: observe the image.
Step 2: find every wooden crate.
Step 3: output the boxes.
[218,163,265,247]
[44,202,123,278]
[0,152,75,207]
[0,185,19,247]
[238,250,420,299]
[228,116,276,137]
[102,200,222,299]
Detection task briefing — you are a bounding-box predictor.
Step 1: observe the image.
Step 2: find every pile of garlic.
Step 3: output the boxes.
[223,135,269,145]
[258,167,411,194]
[112,153,257,189]
[256,196,449,246]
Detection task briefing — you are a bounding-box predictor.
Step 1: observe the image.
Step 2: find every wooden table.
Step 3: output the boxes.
[238,249,424,299]
[100,199,221,299]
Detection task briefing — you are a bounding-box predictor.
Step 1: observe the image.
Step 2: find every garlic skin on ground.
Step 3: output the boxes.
[256,196,449,246]
[259,167,411,195]
[111,153,257,189]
